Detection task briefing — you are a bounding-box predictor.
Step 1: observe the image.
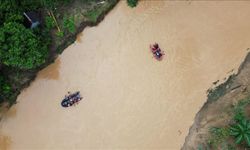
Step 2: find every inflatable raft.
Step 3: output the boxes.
[61,91,82,107]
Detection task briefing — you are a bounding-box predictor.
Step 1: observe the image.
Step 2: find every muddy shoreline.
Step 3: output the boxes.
[182,51,250,149]
[53,1,119,55]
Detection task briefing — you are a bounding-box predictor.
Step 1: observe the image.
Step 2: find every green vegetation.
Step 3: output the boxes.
[84,1,118,22]
[233,97,250,121]
[0,22,48,69]
[207,96,250,149]
[45,16,56,30]
[230,97,250,146]
[197,144,203,150]
[56,31,64,38]
[0,0,60,70]
[84,4,110,23]
[230,119,250,146]
[63,16,76,33]
[84,9,101,22]
[208,127,231,148]
[0,0,54,105]
[127,0,138,8]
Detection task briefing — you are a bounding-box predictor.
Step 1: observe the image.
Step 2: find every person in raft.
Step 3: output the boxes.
[151,43,161,53]
[63,91,82,106]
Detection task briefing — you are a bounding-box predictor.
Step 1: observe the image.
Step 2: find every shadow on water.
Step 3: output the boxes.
[0,134,11,150]
[38,58,61,80]
[4,107,17,119]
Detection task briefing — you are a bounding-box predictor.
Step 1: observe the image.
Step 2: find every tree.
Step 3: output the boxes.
[0,1,22,25]
[0,22,48,69]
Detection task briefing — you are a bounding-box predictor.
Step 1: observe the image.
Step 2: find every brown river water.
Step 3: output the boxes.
[1,1,250,149]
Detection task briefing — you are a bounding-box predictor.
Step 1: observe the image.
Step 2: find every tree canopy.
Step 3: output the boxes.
[0,22,48,69]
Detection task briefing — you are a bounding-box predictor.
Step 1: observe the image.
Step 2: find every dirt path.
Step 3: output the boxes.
[1,1,250,149]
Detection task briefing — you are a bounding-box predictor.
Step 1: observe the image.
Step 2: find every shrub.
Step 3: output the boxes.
[45,16,56,30]
[56,31,64,38]
[208,127,230,148]
[63,16,75,33]
[230,119,250,146]
[84,9,100,22]
[233,97,250,121]
[127,0,138,8]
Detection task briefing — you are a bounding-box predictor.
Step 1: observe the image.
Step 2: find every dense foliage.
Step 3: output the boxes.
[0,22,48,69]
[63,16,76,33]
[0,1,51,70]
[127,0,138,8]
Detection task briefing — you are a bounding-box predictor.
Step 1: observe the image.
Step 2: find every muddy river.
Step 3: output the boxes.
[1,1,250,149]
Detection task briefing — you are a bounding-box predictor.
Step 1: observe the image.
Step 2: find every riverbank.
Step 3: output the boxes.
[0,0,118,112]
[2,1,250,149]
[182,51,250,149]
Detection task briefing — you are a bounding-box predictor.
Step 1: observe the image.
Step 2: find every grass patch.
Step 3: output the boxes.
[207,127,237,150]
[207,127,231,149]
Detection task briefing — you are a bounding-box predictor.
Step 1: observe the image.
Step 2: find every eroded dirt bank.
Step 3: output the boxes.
[182,52,250,150]
[1,1,250,149]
